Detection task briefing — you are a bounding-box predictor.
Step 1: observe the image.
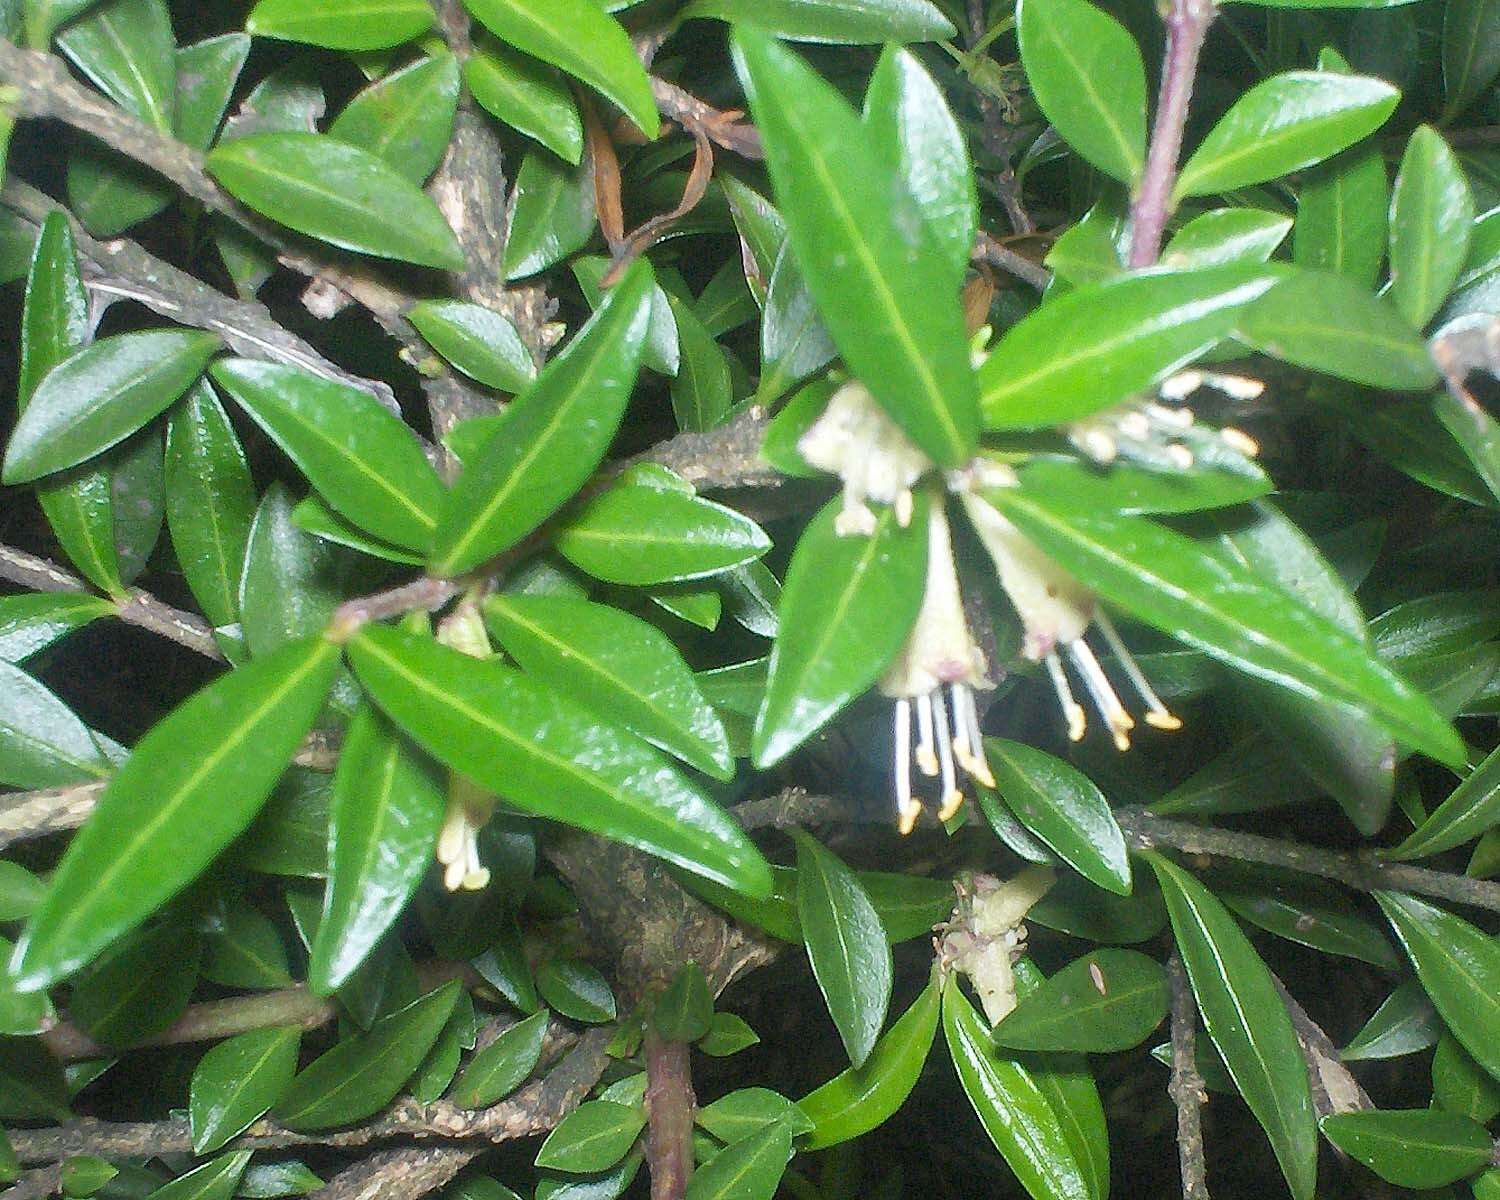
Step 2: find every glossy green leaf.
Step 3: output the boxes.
[463,0,658,138]
[682,1120,794,1200]
[1218,879,1398,970]
[572,257,678,378]
[993,949,1167,1052]
[1146,853,1317,1200]
[174,33,251,152]
[144,1152,251,1200]
[699,1013,760,1057]
[165,381,256,628]
[189,1026,300,1153]
[799,974,939,1149]
[536,958,616,1023]
[236,1161,323,1199]
[696,1088,811,1144]
[0,934,53,1036]
[1320,1110,1493,1188]
[1028,870,1168,944]
[408,299,538,394]
[734,30,979,466]
[56,0,174,132]
[1375,891,1500,1082]
[12,635,341,988]
[1388,741,1500,860]
[1433,1032,1500,1122]
[1341,980,1441,1060]
[429,260,652,575]
[1294,94,1388,288]
[753,497,926,768]
[450,1009,548,1107]
[204,906,292,989]
[1175,71,1399,200]
[793,830,892,1069]
[1389,126,1475,329]
[988,489,1464,767]
[942,977,1093,1200]
[24,0,102,46]
[555,485,770,586]
[666,294,731,433]
[212,359,444,551]
[1017,0,1146,184]
[292,495,424,566]
[537,1101,646,1173]
[328,53,461,185]
[0,660,113,788]
[985,738,1131,896]
[206,133,464,270]
[409,990,474,1104]
[275,981,460,1129]
[348,625,771,896]
[0,863,47,923]
[65,142,172,238]
[1015,453,1269,516]
[308,704,444,993]
[59,1155,115,1197]
[3,330,220,484]
[465,46,582,165]
[108,424,165,589]
[1162,208,1292,269]
[754,245,834,405]
[720,174,785,304]
[978,266,1276,429]
[68,918,200,1045]
[246,0,433,50]
[503,147,595,280]
[685,0,952,42]
[1442,0,1500,120]
[484,594,733,781]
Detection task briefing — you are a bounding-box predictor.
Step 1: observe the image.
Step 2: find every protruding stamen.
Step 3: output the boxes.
[937,787,965,822]
[1167,443,1195,469]
[1146,402,1194,430]
[438,807,466,868]
[1159,370,1203,402]
[1118,411,1152,441]
[916,692,939,777]
[1075,427,1118,463]
[894,698,914,819]
[933,688,961,817]
[1045,653,1087,742]
[1094,611,1183,732]
[444,854,467,892]
[897,801,922,836]
[1067,639,1134,751]
[1220,427,1260,457]
[1201,370,1265,400]
[895,487,914,528]
[951,684,996,788]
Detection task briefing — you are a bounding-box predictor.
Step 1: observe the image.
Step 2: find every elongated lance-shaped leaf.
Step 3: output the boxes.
[682,0,955,43]
[1388,126,1474,330]
[1387,740,1500,860]
[1320,1109,1494,1190]
[346,625,772,897]
[428,259,653,575]
[327,53,461,186]
[246,0,434,50]
[11,636,342,989]
[144,1152,252,1200]
[683,1118,794,1200]
[986,489,1465,768]
[189,1026,300,1153]
[1145,853,1318,1200]
[733,29,979,466]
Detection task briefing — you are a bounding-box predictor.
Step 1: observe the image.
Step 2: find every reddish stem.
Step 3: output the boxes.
[644,1028,696,1200]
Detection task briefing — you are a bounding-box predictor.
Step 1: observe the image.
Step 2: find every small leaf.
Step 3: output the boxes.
[275,981,461,1129]
[682,1120,794,1200]
[1320,1109,1493,1189]
[174,33,251,152]
[206,133,464,270]
[753,496,927,768]
[3,330,220,484]
[503,147,596,280]
[407,299,538,394]
[246,0,433,50]
[1217,879,1399,970]
[1175,71,1399,200]
[1340,978,1441,1061]
[699,1013,760,1057]
[1388,741,1500,860]
[204,906,292,989]
[0,934,54,1035]
[189,1026,300,1153]
[293,496,424,567]
[536,958,617,1023]
[1017,0,1147,184]
[1432,1032,1500,1123]
[449,1009,548,1107]
[1441,0,1500,120]
[653,964,713,1043]
[328,53,460,185]
[666,294,732,433]
[536,1101,646,1173]
[464,46,582,166]
[696,1088,811,1144]
[992,949,1168,1052]
[793,831,892,1069]
[12,635,341,988]
[463,0,658,138]
[143,1152,252,1200]
[683,0,953,43]
[1146,853,1317,1200]
[1293,80,1389,289]
[1388,126,1475,329]
[56,0,174,132]
[1162,208,1293,269]
[0,660,113,789]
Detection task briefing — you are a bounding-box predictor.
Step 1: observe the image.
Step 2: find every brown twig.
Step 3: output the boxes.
[965,0,1032,235]
[644,1028,696,1200]
[0,782,107,853]
[973,231,1051,291]
[1273,978,1372,1119]
[650,77,762,160]
[1166,954,1210,1200]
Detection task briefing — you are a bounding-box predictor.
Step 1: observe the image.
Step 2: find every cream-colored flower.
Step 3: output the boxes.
[936,866,1054,1026]
[434,598,495,892]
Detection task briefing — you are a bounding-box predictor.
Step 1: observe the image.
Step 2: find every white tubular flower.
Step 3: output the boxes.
[798,379,933,536]
[936,866,1055,1026]
[961,491,1182,751]
[435,599,495,892]
[880,500,993,834]
[1067,369,1263,470]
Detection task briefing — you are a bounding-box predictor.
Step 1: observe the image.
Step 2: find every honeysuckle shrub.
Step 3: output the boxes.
[0,0,1499,1198]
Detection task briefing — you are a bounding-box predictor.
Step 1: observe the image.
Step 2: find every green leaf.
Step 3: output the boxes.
[555,485,771,586]
[503,147,596,280]
[682,1120,794,1200]
[753,497,926,767]
[1441,0,1500,120]
[1388,126,1475,329]
[164,382,255,628]
[67,918,200,1046]
[60,1155,115,1197]
[536,1101,646,1173]
[0,862,47,923]
[0,934,53,1035]
[1145,853,1317,1200]
[685,0,952,42]
[428,260,652,575]
[1015,453,1270,516]
[733,29,979,466]
[1293,87,1389,289]
[977,266,1276,429]
[12,635,341,988]
[174,33,251,152]
[987,489,1465,768]
[407,299,538,394]
[1433,1032,1500,1122]
[0,1037,70,1121]
[204,906,292,989]
[720,175,785,304]
[1319,1110,1493,1189]
[799,973,939,1149]
[754,246,834,405]
[462,0,658,139]
[1340,978,1441,1061]
[56,0,175,132]
[293,495,425,567]
[1162,208,1293,269]
[941,977,1094,1200]
[792,831,892,1069]
[236,1161,323,1199]
[275,981,461,1129]
[992,949,1168,1052]
[536,958,616,1023]
[653,963,713,1042]
[308,704,444,993]
[1374,891,1500,1082]
[572,257,679,378]
[1388,742,1500,860]
[409,991,473,1104]
[1017,0,1147,184]
[1028,870,1168,944]
[985,739,1131,896]
[206,133,464,270]
[189,1027,300,1153]
[144,1152,252,1200]
[699,1013,760,1057]
[696,1088,811,1144]
[0,660,113,788]
[246,0,433,50]
[347,625,771,897]
[465,46,582,166]
[1175,71,1399,200]
[1217,878,1399,970]
[484,594,733,781]
[24,0,103,46]
[1236,267,1438,389]
[328,53,461,185]
[3,330,220,484]
[211,359,445,551]
[666,294,732,433]
[449,1009,548,1107]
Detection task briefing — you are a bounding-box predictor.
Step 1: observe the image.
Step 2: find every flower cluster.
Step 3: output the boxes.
[936,866,1054,1025]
